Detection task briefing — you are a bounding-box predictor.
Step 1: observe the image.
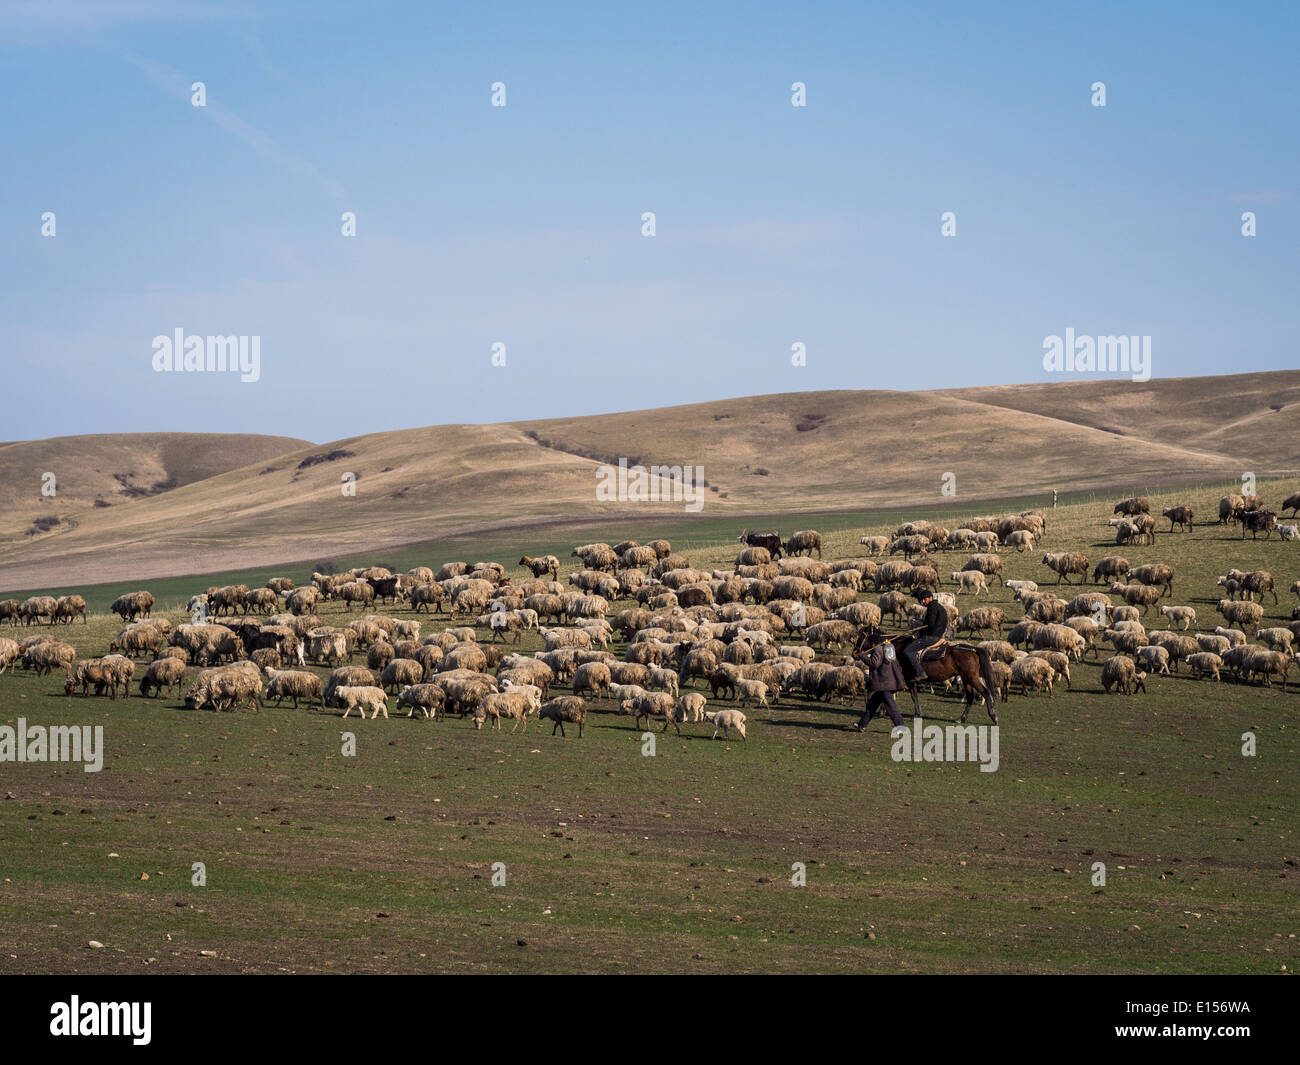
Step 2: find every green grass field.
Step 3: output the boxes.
[1,481,1297,973]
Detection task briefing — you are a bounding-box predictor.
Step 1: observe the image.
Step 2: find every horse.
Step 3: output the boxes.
[854,628,999,724]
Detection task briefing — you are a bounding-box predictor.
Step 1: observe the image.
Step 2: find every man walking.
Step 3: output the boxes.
[851,627,907,730]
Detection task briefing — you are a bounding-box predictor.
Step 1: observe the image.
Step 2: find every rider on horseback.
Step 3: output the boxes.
[902,586,948,682]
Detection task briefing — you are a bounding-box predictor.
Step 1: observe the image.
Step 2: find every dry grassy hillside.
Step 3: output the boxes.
[0,432,309,540]
[1,372,1296,589]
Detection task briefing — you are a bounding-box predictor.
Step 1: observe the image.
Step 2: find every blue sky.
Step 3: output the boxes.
[2,1,1296,443]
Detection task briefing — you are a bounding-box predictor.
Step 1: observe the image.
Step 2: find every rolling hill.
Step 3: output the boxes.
[1,371,1296,590]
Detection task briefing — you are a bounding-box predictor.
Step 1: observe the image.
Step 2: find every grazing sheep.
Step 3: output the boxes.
[53,595,87,625]
[64,658,118,699]
[1100,656,1146,694]
[1113,497,1150,516]
[1185,652,1222,682]
[961,554,1004,585]
[305,630,349,666]
[1033,624,1087,662]
[1162,505,1194,532]
[1028,649,1071,688]
[138,656,187,698]
[1010,655,1055,697]
[380,658,425,692]
[705,708,747,740]
[264,668,325,708]
[1007,620,1044,649]
[955,606,1005,636]
[1278,524,1300,541]
[1041,552,1089,585]
[1130,563,1175,598]
[539,695,587,737]
[19,596,58,626]
[25,640,77,675]
[778,530,822,560]
[110,590,155,622]
[1157,605,1196,630]
[1110,583,1162,615]
[477,688,541,731]
[1091,556,1130,585]
[519,554,560,579]
[1217,599,1263,633]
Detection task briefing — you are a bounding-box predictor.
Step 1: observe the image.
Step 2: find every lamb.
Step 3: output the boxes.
[1217,599,1263,633]
[264,668,325,709]
[539,695,587,737]
[1157,605,1196,630]
[1004,579,1038,596]
[951,571,988,595]
[1136,645,1171,676]
[1010,655,1055,697]
[138,656,187,698]
[1185,652,1222,682]
[1161,505,1195,532]
[337,685,389,719]
[705,708,748,740]
[1003,529,1035,552]
[646,667,679,696]
[1100,656,1146,694]
[1278,524,1300,541]
[734,678,777,708]
[858,535,889,555]
[1041,551,1089,585]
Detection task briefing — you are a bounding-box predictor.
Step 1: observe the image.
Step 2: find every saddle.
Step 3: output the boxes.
[919,638,950,662]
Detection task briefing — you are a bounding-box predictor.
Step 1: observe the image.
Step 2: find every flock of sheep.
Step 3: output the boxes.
[2,491,1298,740]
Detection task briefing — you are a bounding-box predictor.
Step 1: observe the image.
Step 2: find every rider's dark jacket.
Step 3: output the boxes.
[919,599,948,638]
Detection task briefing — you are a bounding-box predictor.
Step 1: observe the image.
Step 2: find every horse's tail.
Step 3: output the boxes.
[977,645,998,705]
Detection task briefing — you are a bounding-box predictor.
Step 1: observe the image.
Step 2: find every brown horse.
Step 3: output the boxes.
[854,629,999,723]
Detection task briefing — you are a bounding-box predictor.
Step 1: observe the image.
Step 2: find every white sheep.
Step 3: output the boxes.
[705,708,748,740]
[337,685,389,719]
